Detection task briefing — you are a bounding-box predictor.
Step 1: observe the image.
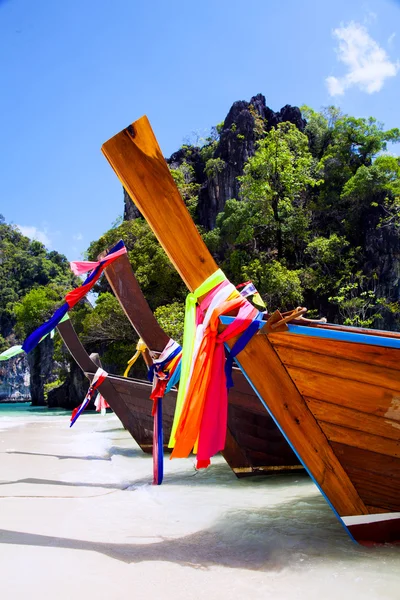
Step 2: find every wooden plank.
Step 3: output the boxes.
[270,332,400,372]
[306,397,400,441]
[103,252,169,353]
[222,427,253,472]
[332,443,400,512]
[102,118,217,290]
[321,421,400,459]
[276,345,400,392]
[331,443,400,479]
[102,115,368,517]
[287,366,400,419]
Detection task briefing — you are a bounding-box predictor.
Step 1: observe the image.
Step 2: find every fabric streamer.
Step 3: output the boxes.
[148,339,182,485]
[169,269,226,447]
[70,368,108,427]
[0,345,23,361]
[0,313,70,361]
[169,269,265,468]
[94,393,110,416]
[152,396,164,485]
[124,338,148,378]
[22,241,127,354]
[236,281,266,309]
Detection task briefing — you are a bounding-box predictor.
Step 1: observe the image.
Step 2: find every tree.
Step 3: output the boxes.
[238,122,321,260]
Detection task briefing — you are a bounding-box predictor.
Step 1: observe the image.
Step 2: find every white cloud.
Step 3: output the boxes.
[326,22,399,96]
[326,76,345,96]
[17,225,51,247]
[388,33,396,46]
[73,233,83,241]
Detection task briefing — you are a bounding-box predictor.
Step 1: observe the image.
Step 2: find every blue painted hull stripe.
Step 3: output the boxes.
[219,316,400,349]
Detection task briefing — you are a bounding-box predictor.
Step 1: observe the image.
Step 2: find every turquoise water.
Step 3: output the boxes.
[0,402,70,418]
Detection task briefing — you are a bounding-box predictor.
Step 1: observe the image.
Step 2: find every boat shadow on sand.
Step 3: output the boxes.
[0,499,394,571]
[5,444,143,462]
[0,490,396,570]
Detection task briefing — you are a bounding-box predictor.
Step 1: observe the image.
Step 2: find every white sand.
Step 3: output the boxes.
[0,411,398,600]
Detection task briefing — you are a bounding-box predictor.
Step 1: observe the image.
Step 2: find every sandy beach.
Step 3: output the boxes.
[0,408,398,600]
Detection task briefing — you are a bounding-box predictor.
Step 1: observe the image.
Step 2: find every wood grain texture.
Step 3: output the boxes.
[287,366,400,419]
[275,344,400,392]
[331,442,400,512]
[101,114,368,518]
[270,331,400,371]
[102,117,217,290]
[320,421,400,458]
[103,252,170,352]
[305,397,400,441]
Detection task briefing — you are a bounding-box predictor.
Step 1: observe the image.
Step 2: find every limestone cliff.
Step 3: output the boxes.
[124,94,305,231]
[0,354,30,401]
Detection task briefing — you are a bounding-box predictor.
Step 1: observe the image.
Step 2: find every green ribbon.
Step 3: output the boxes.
[168,269,226,447]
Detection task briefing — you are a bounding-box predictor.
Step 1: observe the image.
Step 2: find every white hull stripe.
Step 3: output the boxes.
[343,512,400,526]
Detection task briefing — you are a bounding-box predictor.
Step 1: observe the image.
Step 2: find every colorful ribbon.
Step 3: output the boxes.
[0,345,23,361]
[70,367,108,426]
[22,241,127,354]
[148,339,182,485]
[124,338,148,378]
[237,281,266,309]
[94,393,110,415]
[169,269,226,447]
[0,313,70,361]
[168,270,265,468]
[70,246,127,276]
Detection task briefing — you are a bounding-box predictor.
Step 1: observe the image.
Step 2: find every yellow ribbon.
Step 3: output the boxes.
[124,338,148,378]
[168,268,227,447]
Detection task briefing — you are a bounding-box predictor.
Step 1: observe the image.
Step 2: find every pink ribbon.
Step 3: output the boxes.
[196,301,257,462]
[70,247,127,276]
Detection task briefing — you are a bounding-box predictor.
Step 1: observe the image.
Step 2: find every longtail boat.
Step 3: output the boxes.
[101,115,400,545]
[56,317,177,452]
[102,250,302,476]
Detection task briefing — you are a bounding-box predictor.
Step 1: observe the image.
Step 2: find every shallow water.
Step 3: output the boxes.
[0,405,398,599]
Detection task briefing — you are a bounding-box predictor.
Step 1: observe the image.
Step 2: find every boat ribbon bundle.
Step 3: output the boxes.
[147,338,182,485]
[70,367,108,427]
[169,269,264,468]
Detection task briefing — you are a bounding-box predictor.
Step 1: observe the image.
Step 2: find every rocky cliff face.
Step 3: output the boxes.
[0,354,30,401]
[47,359,89,409]
[26,337,55,406]
[124,94,306,231]
[198,95,305,229]
[123,188,142,221]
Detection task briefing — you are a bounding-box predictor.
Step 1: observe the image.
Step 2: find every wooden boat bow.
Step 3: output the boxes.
[102,115,400,544]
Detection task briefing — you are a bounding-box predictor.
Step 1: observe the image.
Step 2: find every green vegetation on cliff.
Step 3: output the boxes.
[2,100,400,388]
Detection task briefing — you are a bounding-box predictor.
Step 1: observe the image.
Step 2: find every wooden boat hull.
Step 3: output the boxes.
[101,115,400,545]
[103,253,302,476]
[57,318,177,453]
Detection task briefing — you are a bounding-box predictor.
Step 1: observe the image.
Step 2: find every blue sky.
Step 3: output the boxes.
[1,0,399,260]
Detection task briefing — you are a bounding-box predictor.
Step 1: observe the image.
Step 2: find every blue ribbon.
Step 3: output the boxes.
[165,360,181,393]
[22,303,69,354]
[155,398,164,485]
[22,240,126,355]
[225,312,265,389]
[147,345,182,383]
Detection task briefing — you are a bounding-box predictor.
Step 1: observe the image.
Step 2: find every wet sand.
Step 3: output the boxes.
[0,410,398,599]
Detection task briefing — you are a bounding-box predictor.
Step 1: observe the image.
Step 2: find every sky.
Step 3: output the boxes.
[1,0,400,260]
